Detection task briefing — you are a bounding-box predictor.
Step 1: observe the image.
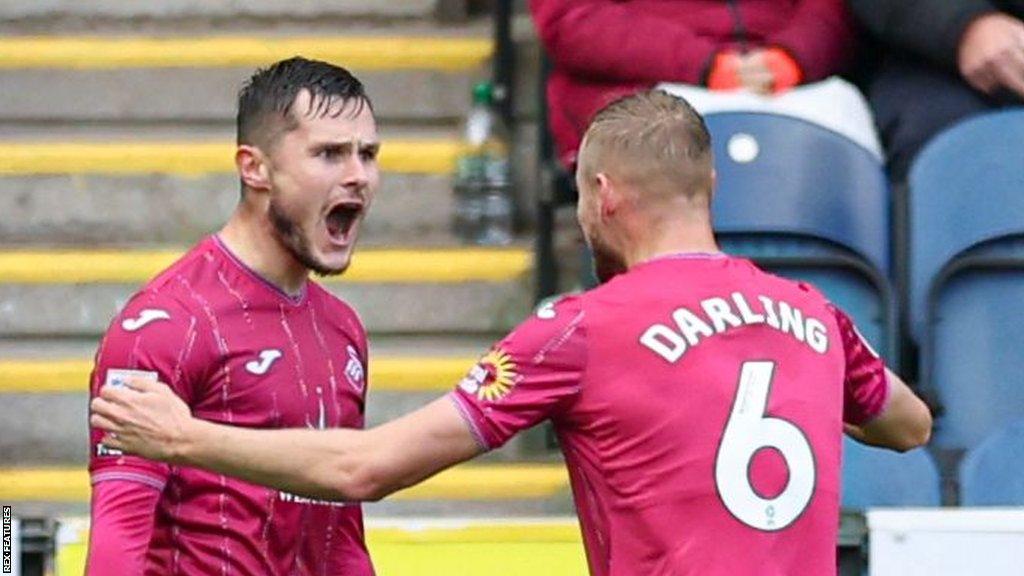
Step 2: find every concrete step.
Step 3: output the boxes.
[0,463,570,506]
[54,517,586,575]
[0,1,477,33]
[0,137,465,175]
[0,389,548,466]
[0,35,491,124]
[0,334,494,359]
[0,169,455,247]
[0,132,472,245]
[0,247,533,337]
[0,333,558,467]
[59,516,584,573]
[0,350,483,395]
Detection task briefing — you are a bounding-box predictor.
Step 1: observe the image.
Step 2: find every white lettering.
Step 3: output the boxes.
[806,318,828,354]
[758,296,781,329]
[640,324,688,363]
[640,295,831,362]
[732,293,765,324]
[778,301,806,342]
[673,308,715,346]
[702,297,743,333]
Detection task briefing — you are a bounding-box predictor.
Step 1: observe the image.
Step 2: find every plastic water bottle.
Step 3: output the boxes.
[453,81,514,245]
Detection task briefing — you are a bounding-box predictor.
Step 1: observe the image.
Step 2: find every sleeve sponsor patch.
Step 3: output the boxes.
[104,368,158,389]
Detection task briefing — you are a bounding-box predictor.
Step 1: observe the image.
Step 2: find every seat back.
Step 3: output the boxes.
[960,419,1024,506]
[930,262,1024,450]
[842,437,941,509]
[707,112,893,358]
[707,112,890,274]
[908,109,1024,340]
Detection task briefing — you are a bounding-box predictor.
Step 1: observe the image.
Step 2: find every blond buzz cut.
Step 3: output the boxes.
[578,90,714,204]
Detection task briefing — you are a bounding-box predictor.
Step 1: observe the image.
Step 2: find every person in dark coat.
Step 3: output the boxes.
[849,0,1024,182]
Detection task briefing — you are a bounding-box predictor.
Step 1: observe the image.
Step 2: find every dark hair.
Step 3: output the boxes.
[236,56,373,148]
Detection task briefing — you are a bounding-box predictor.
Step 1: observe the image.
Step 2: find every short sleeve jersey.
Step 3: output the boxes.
[451,254,888,576]
[89,235,375,576]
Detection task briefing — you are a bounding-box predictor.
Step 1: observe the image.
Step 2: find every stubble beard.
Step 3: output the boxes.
[589,233,628,284]
[268,197,348,277]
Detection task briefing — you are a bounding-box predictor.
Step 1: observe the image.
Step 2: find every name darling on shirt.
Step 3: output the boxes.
[640,292,829,362]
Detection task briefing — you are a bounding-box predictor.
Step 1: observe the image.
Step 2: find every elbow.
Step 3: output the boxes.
[894,410,934,453]
[912,410,934,450]
[327,463,392,503]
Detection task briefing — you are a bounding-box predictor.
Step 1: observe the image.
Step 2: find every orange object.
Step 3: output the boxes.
[706,51,742,91]
[763,47,803,93]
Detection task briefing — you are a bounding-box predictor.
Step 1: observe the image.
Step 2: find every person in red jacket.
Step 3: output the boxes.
[530,0,858,168]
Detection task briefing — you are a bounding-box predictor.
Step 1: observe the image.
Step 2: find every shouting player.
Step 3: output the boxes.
[86,57,379,575]
[92,90,933,575]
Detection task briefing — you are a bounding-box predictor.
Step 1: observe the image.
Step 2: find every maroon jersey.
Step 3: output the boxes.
[451,254,888,576]
[88,235,374,576]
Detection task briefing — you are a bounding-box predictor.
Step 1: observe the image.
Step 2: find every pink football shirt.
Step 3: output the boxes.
[451,254,888,576]
[88,235,374,576]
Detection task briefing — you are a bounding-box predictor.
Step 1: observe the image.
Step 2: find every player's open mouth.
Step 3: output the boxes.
[325,201,363,245]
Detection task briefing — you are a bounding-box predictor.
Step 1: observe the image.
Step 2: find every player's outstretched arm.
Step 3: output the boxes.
[91,378,483,502]
[844,368,932,452]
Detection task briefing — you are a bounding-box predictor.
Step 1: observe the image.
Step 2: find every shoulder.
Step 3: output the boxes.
[147,237,221,291]
[103,246,217,354]
[742,260,835,312]
[99,288,207,366]
[500,293,587,360]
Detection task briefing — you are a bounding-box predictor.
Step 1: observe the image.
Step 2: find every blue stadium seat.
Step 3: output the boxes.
[841,436,941,509]
[706,112,895,361]
[908,110,1024,451]
[960,419,1024,505]
[908,109,1024,341]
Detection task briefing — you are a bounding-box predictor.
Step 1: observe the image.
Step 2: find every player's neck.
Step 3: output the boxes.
[218,211,308,296]
[625,223,720,269]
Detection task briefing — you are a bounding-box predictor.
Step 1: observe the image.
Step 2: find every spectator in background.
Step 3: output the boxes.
[530,0,859,169]
[849,0,1024,183]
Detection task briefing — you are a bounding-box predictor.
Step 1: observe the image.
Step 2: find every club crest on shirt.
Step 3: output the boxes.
[344,345,365,393]
[458,348,518,402]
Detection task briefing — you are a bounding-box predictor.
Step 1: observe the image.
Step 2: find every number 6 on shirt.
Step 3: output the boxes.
[715,361,815,531]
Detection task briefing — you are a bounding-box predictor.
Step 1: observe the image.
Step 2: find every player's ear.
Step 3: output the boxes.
[236,144,271,193]
[595,172,619,219]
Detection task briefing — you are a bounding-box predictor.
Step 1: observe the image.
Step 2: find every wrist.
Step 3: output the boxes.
[172,416,208,466]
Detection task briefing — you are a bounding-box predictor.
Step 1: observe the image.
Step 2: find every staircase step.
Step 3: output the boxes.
[0,389,548,466]
[0,356,477,394]
[0,137,470,246]
[55,516,586,576]
[0,247,529,284]
[0,336,511,467]
[2,67,481,125]
[0,463,569,502]
[0,36,490,71]
[0,247,533,337]
[0,281,531,337]
[0,37,489,125]
[0,139,466,175]
[1,1,458,32]
[0,126,479,245]
[0,172,458,247]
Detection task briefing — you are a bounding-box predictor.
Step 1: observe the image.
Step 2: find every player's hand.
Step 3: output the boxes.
[90,377,193,463]
[958,12,1024,99]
